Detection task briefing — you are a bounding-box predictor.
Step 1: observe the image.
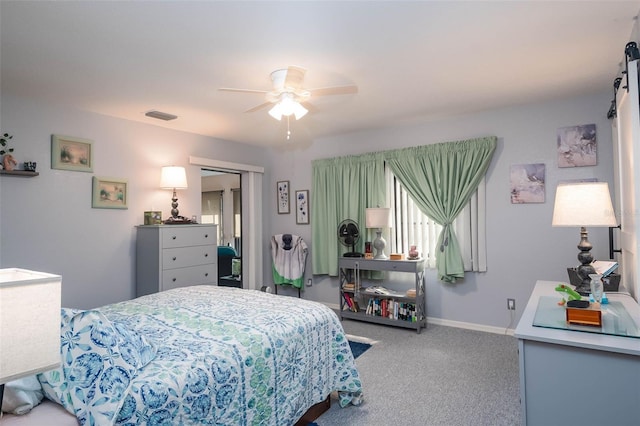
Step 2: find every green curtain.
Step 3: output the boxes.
[311,152,385,276]
[385,137,496,282]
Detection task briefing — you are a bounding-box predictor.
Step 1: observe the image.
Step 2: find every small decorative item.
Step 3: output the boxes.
[295,189,309,224]
[2,154,17,171]
[277,180,290,214]
[408,245,419,259]
[144,211,162,225]
[557,124,597,168]
[92,176,128,209]
[589,273,603,305]
[51,134,93,172]
[510,163,545,204]
[1,132,15,170]
[23,161,37,172]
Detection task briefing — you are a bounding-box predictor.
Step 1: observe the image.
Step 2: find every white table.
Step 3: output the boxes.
[514,280,640,426]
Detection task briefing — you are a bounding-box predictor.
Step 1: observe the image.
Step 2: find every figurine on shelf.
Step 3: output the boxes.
[2,154,17,171]
[1,132,16,171]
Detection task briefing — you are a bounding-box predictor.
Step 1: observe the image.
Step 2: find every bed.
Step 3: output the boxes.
[2,286,363,425]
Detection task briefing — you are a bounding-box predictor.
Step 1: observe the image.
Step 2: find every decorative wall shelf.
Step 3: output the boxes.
[0,170,39,177]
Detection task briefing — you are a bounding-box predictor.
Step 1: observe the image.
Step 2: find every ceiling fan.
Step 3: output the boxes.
[219,66,358,121]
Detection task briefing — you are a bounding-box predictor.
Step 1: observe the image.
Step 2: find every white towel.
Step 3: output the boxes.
[271,234,308,289]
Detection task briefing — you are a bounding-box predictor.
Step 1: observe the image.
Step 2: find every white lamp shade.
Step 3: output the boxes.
[552,182,617,227]
[160,166,188,189]
[366,207,392,228]
[0,269,61,384]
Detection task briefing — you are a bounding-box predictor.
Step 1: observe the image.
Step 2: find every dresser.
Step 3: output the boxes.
[136,224,218,296]
[515,280,640,425]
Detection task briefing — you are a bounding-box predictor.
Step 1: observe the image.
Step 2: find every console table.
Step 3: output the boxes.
[515,280,640,425]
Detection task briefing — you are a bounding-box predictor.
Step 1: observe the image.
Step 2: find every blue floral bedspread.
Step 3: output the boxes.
[38,286,362,425]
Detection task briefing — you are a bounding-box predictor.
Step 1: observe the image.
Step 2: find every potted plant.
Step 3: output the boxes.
[0,132,16,171]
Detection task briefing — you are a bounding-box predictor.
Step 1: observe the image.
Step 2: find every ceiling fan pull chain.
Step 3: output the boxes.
[287,115,291,140]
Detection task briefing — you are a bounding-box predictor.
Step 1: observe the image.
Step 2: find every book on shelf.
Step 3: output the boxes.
[342,292,359,312]
[363,296,416,322]
[342,282,360,292]
[362,286,406,297]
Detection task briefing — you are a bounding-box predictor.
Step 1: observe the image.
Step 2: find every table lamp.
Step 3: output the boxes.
[552,182,617,295]
[0,269,61,412]
[160,166,189,224]
[366,207,392,260]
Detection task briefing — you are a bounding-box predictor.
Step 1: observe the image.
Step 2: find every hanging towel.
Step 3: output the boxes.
[271,234,308,289]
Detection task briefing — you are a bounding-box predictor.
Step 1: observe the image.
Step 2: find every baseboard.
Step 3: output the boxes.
[325,302,515,336]
[426,316,515,336]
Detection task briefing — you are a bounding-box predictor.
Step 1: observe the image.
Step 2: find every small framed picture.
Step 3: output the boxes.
[510,163,545,204]
[144,211,162,225]
[51,134,94,172]
[557,124,597,168]
[277,180,290,214]
[295,190,310,224]
[92,176,128,209]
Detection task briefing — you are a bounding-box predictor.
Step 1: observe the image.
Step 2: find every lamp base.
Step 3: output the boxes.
[164,216,192,225]
[373,230,387,260]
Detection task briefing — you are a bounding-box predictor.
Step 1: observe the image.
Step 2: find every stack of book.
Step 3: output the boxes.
[342,292,360,312]
[342,282,360,292]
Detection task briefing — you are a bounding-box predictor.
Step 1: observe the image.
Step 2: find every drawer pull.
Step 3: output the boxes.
[204,234,209,238]
[172,236,177,240]
[204,253,208,257]
[172,278,176,282]
[205,273,209,277]
[172,257,177,261]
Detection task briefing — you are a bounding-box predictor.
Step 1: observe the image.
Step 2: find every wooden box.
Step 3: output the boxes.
[566,304,602,326]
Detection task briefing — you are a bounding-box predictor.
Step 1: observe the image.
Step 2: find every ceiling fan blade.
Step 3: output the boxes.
[219,88,268,94]
[283,66,306,90]
[245,102,272,113]
[309,85,358,96]
[300,101,318,113]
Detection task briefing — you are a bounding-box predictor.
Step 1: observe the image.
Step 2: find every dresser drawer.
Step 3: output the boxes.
[162,226,215,248]
[162,246,215,270]
[161,264,217,291]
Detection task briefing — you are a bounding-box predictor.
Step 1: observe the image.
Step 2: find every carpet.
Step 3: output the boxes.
[348,340,371,359]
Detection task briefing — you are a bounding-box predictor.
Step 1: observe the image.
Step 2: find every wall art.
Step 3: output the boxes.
[92,176,128,209]
[510,163,545,204]
[295,190,309,224]
[51,134,94,172]
[557,124,597,168]
[277,180,290,214]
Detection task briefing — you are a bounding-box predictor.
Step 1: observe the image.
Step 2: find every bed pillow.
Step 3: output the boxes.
[1,375,44,415]
[38,308,157,424]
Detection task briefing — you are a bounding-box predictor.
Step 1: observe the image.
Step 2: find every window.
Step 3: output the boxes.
[201,190,223,244]
[386,168,487,272]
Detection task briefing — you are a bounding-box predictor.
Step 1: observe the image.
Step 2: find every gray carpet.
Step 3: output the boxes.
[317,320,520,425]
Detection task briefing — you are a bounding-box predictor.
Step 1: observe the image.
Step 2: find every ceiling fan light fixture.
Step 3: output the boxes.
[268,103,283,121]
[268,94,308,121]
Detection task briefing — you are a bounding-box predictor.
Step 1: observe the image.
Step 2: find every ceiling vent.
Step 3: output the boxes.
[145,110,178,121]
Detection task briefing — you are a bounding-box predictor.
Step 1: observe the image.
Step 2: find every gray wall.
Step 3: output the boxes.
[1,90,616,330]
[268,90,615,330]
[0,94,269,308]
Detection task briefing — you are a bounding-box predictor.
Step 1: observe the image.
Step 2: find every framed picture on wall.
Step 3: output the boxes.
[557,124,597,168]
[92,176,128,209]
[510,163,545,204]
[277,180,290,214]
[51,134,94,172]
[295,190,310,224]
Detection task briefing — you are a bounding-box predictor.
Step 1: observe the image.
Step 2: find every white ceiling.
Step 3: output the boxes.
[1,1,639,147]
